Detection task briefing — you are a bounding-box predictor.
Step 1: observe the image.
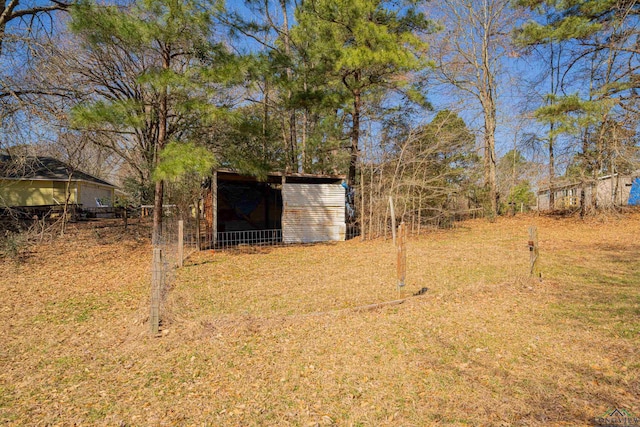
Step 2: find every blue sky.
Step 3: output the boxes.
[5,0,632,186]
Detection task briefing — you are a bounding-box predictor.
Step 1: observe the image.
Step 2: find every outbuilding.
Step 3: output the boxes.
[202,169,347,246]
[536,173,639,211]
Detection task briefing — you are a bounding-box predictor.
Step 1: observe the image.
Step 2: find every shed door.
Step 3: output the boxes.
[282,183,346,243]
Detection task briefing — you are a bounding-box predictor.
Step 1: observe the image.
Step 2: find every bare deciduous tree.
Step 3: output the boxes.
[426,0,520,216]
[0,0,68,57]
[359,109,481,238]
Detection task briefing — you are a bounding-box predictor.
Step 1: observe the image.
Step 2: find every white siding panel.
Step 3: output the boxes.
[283,184,345,207]
[79,183,113,207]
[282,183,346,243]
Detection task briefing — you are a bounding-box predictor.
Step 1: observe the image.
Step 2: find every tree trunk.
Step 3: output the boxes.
[152,180,164,244]
[280,0,297,173]
[60,172,74,237]
[348,84,361,187]
[548,42,557,211]
[484,107,497,216]
[262,77,269,158]
[580,180,586,218]
[0,0,19,58]
[549,130,555,210]
[480,4,498,218]
[288,107,297,172]
[152,45,170,245]
[301,108,308,173]
[301,66,309,173]
[580,131,588,217]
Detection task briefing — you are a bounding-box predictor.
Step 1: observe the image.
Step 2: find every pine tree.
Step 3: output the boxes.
[69,0,234,242]
[427,0,518,218]
[290,0,435,185]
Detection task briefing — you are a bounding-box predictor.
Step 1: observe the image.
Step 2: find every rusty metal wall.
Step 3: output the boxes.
[282,183,346,243]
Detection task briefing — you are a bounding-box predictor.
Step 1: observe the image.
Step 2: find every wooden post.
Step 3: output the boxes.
[360,168,365,241]
[417,192,422,236]
[195,200,201,250]
[368,168,373,240]
[178,220,184,268]
[389,196,397,246]
[150,248,162,335]
[528,226,540,279]
[397,222,407,294]
[212,171,218,247]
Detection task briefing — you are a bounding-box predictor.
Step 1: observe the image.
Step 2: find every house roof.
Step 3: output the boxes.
[537,179,583,194]
[0,155,116,188]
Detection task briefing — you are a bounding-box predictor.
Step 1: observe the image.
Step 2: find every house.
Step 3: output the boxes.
[537,173,639,211]
[0,155,116,209]
[202,169,347,246]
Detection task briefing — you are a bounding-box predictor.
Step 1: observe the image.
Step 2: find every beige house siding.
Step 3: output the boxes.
[0,179,70,206]
[78,182,114,207]
[0,179,115,207]
[52,181,73,204]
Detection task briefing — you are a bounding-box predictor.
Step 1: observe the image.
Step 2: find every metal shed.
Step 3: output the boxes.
[203,170,346,247]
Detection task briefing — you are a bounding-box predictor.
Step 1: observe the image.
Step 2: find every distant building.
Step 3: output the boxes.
[0,155,116,208]
[536,174,640,211]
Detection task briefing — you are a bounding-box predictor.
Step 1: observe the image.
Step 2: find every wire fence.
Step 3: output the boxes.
[209,229,282,250]
[149,214,200,335]
[197,225,362,250]
[147,206,483,334]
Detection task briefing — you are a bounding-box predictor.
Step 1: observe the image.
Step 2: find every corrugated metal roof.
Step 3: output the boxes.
[282,183,346,243]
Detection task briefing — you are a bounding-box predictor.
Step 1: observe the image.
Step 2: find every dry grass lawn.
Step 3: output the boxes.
[1,212,639,426]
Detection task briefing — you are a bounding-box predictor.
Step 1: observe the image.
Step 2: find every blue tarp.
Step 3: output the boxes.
[629,178,640,206]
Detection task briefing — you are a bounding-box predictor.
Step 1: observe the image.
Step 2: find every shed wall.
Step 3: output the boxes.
[537,192,550,211]
[282,183,346,243]
[596,176,632,207]
[52,181,75,204]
